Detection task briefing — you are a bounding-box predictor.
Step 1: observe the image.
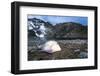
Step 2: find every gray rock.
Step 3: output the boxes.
[79,52,88,58]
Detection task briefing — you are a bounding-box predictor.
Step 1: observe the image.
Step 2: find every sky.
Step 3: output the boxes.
[28,15,88,26]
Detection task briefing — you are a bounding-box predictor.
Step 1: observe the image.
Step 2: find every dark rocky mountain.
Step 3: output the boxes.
[28,18,87,39]
[28,18,55,39]
[28,18,53,28]
[54,22,87,39]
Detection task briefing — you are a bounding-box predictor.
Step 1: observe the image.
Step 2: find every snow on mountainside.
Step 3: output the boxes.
[28,18,87,39]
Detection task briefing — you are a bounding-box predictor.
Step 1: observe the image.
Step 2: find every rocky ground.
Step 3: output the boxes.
[28,38,88,61]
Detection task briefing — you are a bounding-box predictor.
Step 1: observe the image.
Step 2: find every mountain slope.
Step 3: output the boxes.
[28,18,87,39]
[28,18,55,39]
[54,22,87,39]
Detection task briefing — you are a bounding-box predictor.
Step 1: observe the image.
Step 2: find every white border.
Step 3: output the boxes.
[20,6,95,70]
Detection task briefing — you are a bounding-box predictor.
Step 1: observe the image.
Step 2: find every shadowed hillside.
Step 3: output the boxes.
[54,22,87,39]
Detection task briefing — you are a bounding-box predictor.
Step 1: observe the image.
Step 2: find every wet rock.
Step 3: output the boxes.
[79,52,88,58]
